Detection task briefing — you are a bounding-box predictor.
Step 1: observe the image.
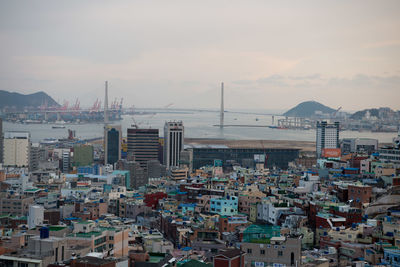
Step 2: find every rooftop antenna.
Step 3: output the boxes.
[220,82,224,128]
[104,81,109,125]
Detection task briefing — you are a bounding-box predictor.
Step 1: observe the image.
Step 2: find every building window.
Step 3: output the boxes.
[260,249,265,255]
[247,248,252,254]
[278,251,283,256]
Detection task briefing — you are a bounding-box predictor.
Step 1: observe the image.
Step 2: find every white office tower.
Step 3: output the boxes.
[28,205,44,229]
[3,131,30,167]
[316,121,340,158]
[164,121,184,169]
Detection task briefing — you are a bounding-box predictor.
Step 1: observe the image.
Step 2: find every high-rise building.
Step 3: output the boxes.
[61,150,70,173]
[119,160,147,189]
[105,125,122,165]
[316,121,340,158]
[147,159,166,179]
[3,131,30,167]
[127,128,159,171]
[0,117,3,164]
[164,121,184,169]
[29,143,40,172]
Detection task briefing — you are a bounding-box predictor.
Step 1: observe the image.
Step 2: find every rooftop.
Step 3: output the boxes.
[184,138,314,151]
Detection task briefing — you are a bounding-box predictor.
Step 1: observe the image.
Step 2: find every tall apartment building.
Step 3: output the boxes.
[119,160,147,189]
[61,150,70,173]
[127,128,159,171]
[30,143,40,171]
[164,121,184,169]
[147,159,166,178]
[105,125,122,165]
[316,121,339,158]
[3,131,30,167]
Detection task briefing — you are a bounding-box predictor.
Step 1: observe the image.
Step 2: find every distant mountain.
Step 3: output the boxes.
[0,90,59,110]
[350,107,399,120]
[283,101,336,117]
[350,108,380,120]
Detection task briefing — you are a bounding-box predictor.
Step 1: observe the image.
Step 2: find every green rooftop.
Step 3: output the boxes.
[49,226,67,231]
[69,231,102,238]
[25,188,41,192]
[149,255,164,263]
[243,224,281,243]
[178,260,213,267]
[76,220,94,224]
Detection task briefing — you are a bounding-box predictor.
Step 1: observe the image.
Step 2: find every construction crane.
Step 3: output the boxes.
[72,98,80,110]
[119,98,123,110]
[90,99,99,113]
[59,100,69,113]
[130,105,140,129]
[332,107,342,118]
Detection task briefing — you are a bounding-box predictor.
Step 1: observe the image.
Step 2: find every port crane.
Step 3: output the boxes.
[332,107,342,118]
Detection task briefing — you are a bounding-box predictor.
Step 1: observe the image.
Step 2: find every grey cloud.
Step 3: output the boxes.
[288,74,322,80]
[0,0,400,110]
[327,74,400,89]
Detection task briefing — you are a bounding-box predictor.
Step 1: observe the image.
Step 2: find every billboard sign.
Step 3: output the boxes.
[322,148,341,158]
[254,154,266,163]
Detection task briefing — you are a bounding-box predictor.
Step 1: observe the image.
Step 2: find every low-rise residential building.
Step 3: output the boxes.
[210,196,238,216]
[68,221,129,257]
[218,215,250,233]
[348,184,372,208]
[0,195,34,216]
[241,235,302,267]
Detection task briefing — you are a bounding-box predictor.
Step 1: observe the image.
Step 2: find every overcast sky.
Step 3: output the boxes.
[1,0,399,111]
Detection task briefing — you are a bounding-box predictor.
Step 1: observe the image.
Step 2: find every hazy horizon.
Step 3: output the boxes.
[1,1,399,111]
[0,89,384,114]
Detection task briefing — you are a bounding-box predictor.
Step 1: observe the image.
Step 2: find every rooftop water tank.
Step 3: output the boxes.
[40,227,49,239]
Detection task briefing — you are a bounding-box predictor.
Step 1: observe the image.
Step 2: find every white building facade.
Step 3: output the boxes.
[28,205,44,229]
[3,131,30,167]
